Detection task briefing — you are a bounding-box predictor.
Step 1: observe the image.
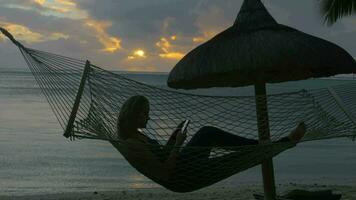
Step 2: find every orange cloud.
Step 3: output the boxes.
[34,0,46,6]
[0,21,68,43]
[85,20,121,53]
[31,0,122,52]
[193,30,219,43]
[156,36,184,60]
[32,0,87,19]
[156,38,170,53]
[4,1,123,53]
[159,52,184,60]
[56,0,76,7]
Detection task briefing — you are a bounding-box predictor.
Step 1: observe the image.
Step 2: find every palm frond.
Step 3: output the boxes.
[320,0,356,26]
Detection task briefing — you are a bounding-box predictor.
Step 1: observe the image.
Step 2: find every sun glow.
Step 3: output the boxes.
[134,50,146,57]
[128,49,147,60]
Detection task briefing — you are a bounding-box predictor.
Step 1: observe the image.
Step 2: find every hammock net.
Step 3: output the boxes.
[4,33,356,192]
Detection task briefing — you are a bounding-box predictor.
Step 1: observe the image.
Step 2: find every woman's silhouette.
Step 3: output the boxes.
[111,95,306,183]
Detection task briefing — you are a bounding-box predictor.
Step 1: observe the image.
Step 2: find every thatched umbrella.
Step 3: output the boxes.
[167,0,356,199]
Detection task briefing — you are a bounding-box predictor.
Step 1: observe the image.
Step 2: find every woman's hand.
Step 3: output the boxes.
[171,121,185,138]
[175,129,187,146]
[165,121,186,147]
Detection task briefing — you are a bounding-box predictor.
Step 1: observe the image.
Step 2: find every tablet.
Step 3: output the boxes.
[181,119,190,134]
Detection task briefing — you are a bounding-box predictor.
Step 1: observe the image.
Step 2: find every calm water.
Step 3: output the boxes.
[0,68,356,195]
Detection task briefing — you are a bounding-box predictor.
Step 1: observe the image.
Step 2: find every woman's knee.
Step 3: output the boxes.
[196,126,219,136]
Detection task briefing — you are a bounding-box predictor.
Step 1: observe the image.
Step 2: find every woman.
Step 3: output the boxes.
[113,95,306,184]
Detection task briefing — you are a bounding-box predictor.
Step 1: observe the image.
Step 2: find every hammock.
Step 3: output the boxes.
[2,28,356,192]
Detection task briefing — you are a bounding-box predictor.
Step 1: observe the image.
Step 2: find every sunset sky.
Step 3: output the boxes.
[0,0,355,72]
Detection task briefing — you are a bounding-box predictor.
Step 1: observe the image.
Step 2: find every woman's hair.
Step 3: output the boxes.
[118,95,149,134]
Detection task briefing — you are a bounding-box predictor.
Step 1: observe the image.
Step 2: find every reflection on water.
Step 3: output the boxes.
[127,174,159,189]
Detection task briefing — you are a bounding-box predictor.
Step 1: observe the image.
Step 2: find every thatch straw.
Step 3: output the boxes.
[167,0,356,89]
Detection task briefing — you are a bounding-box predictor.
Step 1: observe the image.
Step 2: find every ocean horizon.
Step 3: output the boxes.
[1,67,356,196]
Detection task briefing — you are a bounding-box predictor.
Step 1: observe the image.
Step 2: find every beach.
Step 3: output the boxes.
[1,184,356,200]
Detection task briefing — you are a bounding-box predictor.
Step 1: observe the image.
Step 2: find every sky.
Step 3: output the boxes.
[0,0,355,72]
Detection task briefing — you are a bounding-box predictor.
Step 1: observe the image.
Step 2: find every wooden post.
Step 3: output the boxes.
[255,83,276,200]
[63,60,91,138]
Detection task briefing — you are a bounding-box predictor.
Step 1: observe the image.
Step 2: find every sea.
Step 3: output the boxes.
[0,67,356,196]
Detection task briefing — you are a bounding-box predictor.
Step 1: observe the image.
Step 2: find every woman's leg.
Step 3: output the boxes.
[179,123,303,161]
[186,126,258,148]
[180,126,258,161]
[185,126,294,149]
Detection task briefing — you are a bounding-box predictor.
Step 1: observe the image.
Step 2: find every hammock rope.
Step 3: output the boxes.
[2,29,356,192]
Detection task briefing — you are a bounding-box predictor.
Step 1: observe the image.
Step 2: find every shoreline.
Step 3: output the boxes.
[1,183,355,200]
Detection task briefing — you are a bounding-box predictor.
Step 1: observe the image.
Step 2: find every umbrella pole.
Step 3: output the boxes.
[254,83,276,200]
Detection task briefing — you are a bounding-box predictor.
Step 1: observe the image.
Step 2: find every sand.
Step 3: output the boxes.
[1,184,355,200]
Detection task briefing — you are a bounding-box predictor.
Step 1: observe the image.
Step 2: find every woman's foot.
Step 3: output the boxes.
[288,122,306,142]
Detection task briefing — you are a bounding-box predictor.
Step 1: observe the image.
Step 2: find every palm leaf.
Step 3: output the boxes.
[320,0,356,25]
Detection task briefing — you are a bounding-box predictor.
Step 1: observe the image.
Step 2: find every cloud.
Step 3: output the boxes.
[0,0,355,72]
[84,19,121,53]
[0,0,123,53]
[0,21,69,43]
[192,3,233,44]
[156,37,184,60]
[77,0,202,39]
[29,0,88,19]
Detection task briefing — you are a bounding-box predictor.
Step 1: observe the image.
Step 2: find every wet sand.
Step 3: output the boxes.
[1,183,355,200]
